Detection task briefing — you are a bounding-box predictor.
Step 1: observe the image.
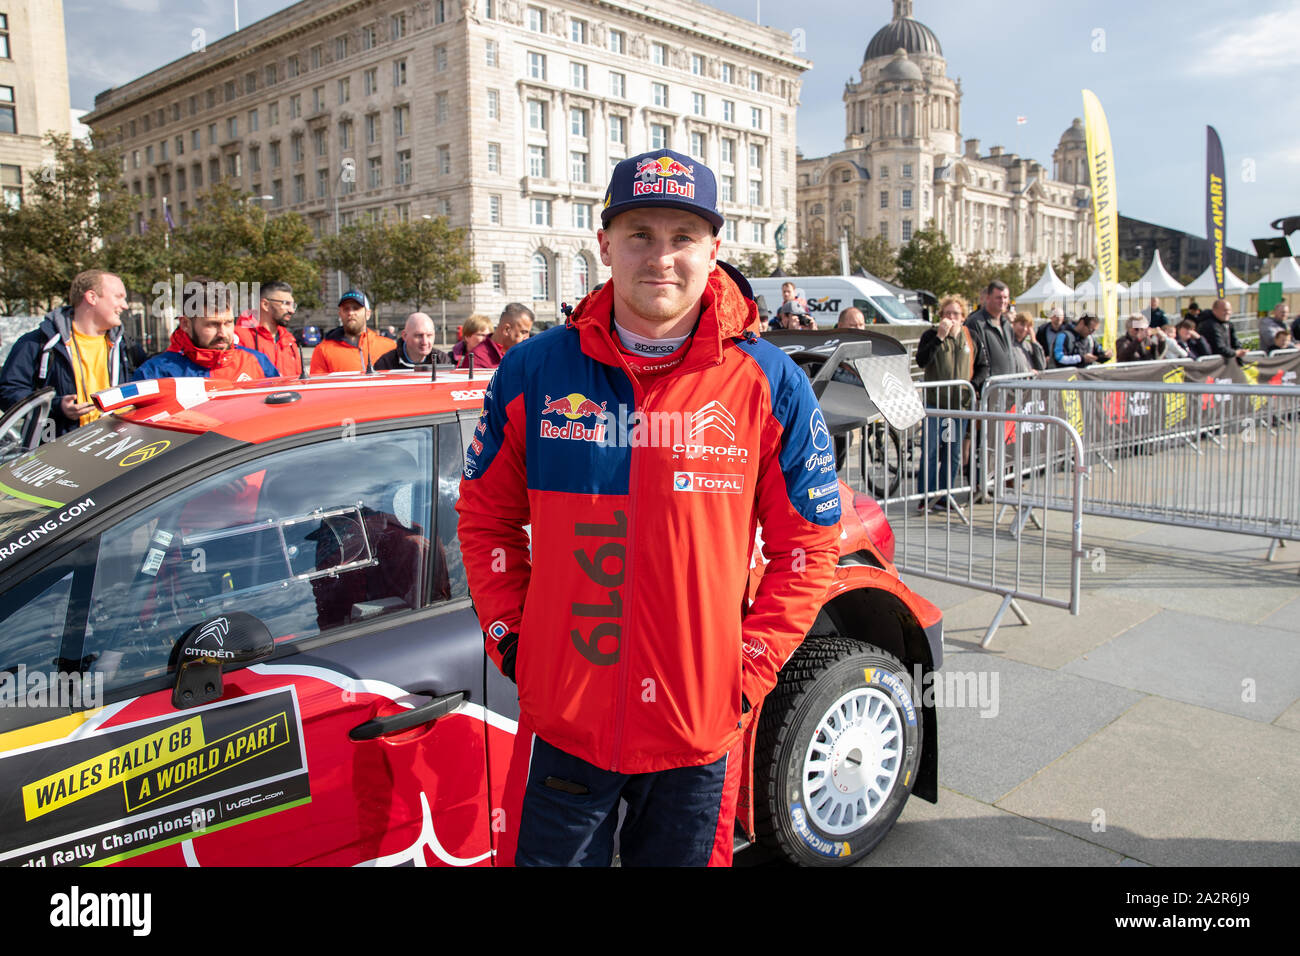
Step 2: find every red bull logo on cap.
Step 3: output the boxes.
[540,392,609,443]
[633,156,696,199]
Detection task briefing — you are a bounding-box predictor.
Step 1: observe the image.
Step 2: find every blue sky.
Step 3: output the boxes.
[66,0,1298,253]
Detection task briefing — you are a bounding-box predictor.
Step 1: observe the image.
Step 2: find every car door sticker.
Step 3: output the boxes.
[0,686,309,867]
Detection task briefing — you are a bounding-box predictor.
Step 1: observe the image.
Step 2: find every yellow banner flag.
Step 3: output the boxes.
[1082,90,1119,355]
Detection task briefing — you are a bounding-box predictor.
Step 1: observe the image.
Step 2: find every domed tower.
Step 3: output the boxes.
[1053,118,1088,185]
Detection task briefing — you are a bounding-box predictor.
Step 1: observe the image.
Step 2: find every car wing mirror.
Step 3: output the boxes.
[171,611,275,710]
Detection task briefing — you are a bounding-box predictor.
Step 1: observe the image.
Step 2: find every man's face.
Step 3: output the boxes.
[1013,321,1032,342]
[186,311,235,350]
[598,208,720,329]
[838,309,866,330]
[261,291,296,328]
[497,316,533,350]
[779,311,803,330]
[1212,301,1230,322]
[1050,312,1064,329]
[403,319,436,359]
[339,301,369,336]
[86,275,128,331]
[1128,324,1149,341]
[986,288,1010,317]
[781,283,796,302]
[1274,304,1289,323]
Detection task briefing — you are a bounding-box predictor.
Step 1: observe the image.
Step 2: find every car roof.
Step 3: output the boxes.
[96,370,489,444]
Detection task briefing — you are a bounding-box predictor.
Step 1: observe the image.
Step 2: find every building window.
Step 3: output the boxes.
[393,59,407,87]
[487,142,501,173]
[361,25,376,50]
[691,53,704,75]
[609,115,625,145]
[287,55,300,79]
[901,189,912,209]
[433,0,446,25]
[316,168,328,198]
[528,144,547,178]
[337,77,350,104]
[177,166,187,191]
[312,86,325,112]
[489,194,501,224]
[492,262,505,292]
[902,163,913,178]
[394,202,410,223]
[923,190,929,210]
[749,143,762,168]
[367,157,382,189]
[206,89,216,109]
[270,141,281,167]
[748,179,762,205]
[206,122,217,145]
[651,42,667,66]
[749,70,761,92]
[394,104,410,137]
[723,221,736,241]
[224,79,237,102]
[1,164,22,209]
[531,252,549,298]
[650,123,669,149]
[902,220,913,242]
[652,82,667,108]
[270,181,283,207]
[528,100,546,131]
[310,44,322,70]
[247,108,259,132]
[176,135,184,156]
[268,102,278,125]
[391,12,407,38]
[720,138,734,164]
[435,46,448,72]
[880,166,889,178]
[692,92,704,116]
[570,107,588,137]
[573,203,592,230]
[878,221,887,239]
[531,199,551,227]
[365,113,378,144]
[339,120,352,148]
[571,63,588,90]
[313,127,327,156]
[396,150,411,184]
[527,6,544,31]
[486,89,500,120]
[880,191,888,209]
[0,15,10,60]
[689,131,705,160]
[751,222,764,244]
[364,68,378,96]
[721,63,733,84]
[570,151,588,183]
[192,163,202,187]
[485,39,498,67]
[608,29,625,54]
[527,52,546,80]
[779,113,788,133]
[250,146,260,172]
[609,72,625,98]
[224,116,237,139]
[291,133,304,163]
[289,94,301,119]
[722,100,734,123]
[209,157,220,182]
[335,35,349,60]
[438,145,450,175]
[751,107,762,129]
[572,254,590,296]
[435,92,448,124]
[721,175,734,202]
[145,145,155,165]
[293,173,305,203]
[570,18,587,44]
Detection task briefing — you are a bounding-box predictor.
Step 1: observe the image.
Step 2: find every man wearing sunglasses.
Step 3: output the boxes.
[235,280,301,377]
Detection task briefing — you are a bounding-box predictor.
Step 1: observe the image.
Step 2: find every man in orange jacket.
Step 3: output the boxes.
[309,290,395,374]
[456,149,841,866]
[235,280,302,377]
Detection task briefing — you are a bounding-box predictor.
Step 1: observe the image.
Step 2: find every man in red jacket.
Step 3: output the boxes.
[456,149,841,866]
[235,280,301,376]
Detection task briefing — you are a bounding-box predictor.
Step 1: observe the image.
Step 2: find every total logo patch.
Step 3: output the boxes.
[672,471,745,494]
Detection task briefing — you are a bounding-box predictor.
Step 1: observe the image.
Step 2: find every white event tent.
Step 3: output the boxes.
[1129,251,1185,313]
[1015,261,1075,315]
[1248,256,1300,312]
[1074,268,1131,315]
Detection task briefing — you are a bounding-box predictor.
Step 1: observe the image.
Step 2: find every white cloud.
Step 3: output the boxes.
[1187,6,1300,76]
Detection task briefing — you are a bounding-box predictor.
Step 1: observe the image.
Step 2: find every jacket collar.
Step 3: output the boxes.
[567,267,757,374]
[40,306,125,353]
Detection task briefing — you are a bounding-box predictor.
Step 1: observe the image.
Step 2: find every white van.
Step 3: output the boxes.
[748,275,927,326]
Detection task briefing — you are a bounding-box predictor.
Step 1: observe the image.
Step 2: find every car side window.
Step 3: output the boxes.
[77,428,434,694]
[437,420,470,601]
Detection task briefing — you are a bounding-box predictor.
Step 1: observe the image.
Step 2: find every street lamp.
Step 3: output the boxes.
[422,215,448,341]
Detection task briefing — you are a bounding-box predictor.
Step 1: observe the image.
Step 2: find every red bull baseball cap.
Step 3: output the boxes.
[601,148,723,232]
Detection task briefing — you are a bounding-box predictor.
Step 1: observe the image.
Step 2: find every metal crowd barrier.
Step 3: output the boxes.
[840,384,1087,646]
[982,378,1300,552]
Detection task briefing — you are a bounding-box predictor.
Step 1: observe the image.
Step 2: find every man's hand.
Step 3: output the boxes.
[1082,353,1097,365]
[936,317,954,339]
[60,395,94,420]
[1235,348,1246,359]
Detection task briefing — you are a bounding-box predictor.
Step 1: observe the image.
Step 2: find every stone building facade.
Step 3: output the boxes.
[0,0,73,210]
[83,0,807,326]
[796,0,1093,268]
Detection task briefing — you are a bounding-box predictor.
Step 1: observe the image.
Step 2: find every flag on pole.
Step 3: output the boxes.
[1082,89,1119,355]
[1205,126,1226,300]
[163,199,176,232]
[1015,116,1028,125]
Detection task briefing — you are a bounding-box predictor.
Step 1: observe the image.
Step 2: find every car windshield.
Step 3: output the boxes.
[868,295,919,323]
[0,419,198,562]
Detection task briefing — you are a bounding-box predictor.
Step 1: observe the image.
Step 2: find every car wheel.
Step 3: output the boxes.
[755,635,921,866]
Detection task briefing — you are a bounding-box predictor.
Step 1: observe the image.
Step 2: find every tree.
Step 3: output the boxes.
[170,182,320,307]
[0,132,138,313]
[1117,257,1144,285]
[894,224,961,296]
[734,250,775,278]
[849,234,897,282]
[385,216,481,312]
[792,233,840,276]
[316,218,392,316]
[1053,252,1094,288]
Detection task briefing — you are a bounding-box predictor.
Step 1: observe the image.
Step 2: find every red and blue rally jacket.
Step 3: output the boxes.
[456,268,842,774]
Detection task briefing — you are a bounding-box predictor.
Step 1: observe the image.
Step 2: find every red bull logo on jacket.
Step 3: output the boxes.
[633,156,696,199]
[540,392,609,443]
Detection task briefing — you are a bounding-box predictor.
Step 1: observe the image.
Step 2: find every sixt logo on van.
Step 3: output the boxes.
[805,297,842,313]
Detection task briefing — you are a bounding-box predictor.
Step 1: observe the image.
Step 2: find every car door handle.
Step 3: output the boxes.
[348,691,467,741]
